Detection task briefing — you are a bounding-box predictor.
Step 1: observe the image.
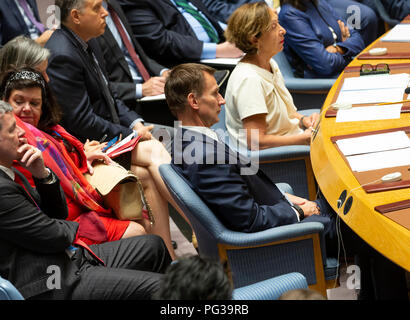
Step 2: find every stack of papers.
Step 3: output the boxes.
[105,131,141,158]
[200,58,240,66]
[335,104,402,122]
[138,94,165,102]
[381,24,410,42]
[336,131,410,172]
[336,73,410,105]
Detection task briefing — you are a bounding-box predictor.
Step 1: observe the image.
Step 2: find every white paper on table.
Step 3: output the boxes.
[346,148,410,172]
[340,73,409,91]
[336,87,405,105]
[335,104,402,122]
[336,131,410,156]
[137,93,165,102]
[200,58,240,66]
[381,24,410,42]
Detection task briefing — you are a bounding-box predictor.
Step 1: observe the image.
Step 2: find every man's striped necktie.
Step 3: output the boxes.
[174,0,219,43]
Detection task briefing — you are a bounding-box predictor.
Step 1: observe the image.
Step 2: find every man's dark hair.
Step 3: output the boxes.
[164,63,216,117]
[155,255,233,300]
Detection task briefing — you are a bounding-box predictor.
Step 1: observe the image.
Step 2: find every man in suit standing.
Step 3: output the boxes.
[117,0,243,68]
[0,0,54,46]
[164,63,408,300]
[0,101,171,299]
[96,0,169,110]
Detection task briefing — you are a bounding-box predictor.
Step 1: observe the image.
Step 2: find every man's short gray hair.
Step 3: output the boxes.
[0,101,13,131]
[56,0,86,24]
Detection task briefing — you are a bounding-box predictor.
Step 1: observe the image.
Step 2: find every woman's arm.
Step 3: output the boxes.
[242,114,312,150]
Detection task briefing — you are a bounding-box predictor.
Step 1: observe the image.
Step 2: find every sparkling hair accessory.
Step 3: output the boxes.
[5,70,45,92]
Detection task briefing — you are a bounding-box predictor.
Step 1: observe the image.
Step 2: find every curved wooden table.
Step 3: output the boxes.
[310,32,410,271]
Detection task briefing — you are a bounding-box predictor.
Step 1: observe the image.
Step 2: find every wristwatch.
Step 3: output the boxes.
[292,204,305,220]
[35,168,55,184]
[299,116,306,130]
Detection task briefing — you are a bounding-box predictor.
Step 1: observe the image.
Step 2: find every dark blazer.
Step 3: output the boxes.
[45,26,140,142]
[96,0,166,106]
[279,0,364,78]
[0,0,42,45]
[117,0,226,67]
[171,129,299,233]
[202,0,260,23]
[381,0,410,21]
[0,169,80,299]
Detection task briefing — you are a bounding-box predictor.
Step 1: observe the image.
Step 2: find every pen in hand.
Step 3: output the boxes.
[99,134,107,143]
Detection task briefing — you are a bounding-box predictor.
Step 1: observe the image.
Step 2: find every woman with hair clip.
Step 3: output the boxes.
[224,2,319,150]
[0,67,178,259]
[278,0,364,78]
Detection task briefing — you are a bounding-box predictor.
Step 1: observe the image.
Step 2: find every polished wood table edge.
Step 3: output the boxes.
[311,25,410,271]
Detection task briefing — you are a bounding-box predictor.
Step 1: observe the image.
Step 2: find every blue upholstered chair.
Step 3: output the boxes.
[232,272,308,300]
[0,276,24,300]
[272,51,336,110]
[159,164,338,298]
[212,105,318,200]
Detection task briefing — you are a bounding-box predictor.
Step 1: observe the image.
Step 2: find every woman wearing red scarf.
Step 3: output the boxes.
[1,67,177,259]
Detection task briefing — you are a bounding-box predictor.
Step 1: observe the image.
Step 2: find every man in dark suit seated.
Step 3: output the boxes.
[164,63,408,300]
[117,0,243,68]
[0,101,171,299]
[96,0,169,108]
[95,0,175,125]
[45,0,157,143]
[0,0,54,46]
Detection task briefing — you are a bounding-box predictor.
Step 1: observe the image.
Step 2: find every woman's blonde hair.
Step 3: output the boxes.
[225,2,272,55]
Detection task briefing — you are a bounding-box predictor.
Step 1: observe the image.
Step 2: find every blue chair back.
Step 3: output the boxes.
[0,277,24,300]
[160,164,227,259]
[272,52,335,110]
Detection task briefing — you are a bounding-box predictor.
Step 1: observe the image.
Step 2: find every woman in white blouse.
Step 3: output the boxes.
[224,1,319,150]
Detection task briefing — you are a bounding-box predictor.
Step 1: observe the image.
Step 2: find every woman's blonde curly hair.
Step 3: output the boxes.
[225,2,272,55]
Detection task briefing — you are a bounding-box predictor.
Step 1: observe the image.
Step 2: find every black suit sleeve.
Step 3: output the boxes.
[202,0,260,23]
[0,180,77,254]
[185,163,299,233]
[120,0,204,64]
[47,52,133,141]
[33,171,68,220]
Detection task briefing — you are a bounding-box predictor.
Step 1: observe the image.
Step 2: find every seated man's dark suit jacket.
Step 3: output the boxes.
[202,0,260,23]
[382,0,410,21]
[0,0,42,45]
[45,26,140,142]
[171,128,335,233]
[96,0,166,109]
[0,169,80,299]
[117,0,226,68]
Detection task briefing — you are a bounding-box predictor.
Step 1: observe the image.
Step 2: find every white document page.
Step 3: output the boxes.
[200,58,240,66]
[340,73,409,91]
[336,131,410,156]
[381,24,410,42]
[336,87,405,104]
[105,131,138,154]
[335,104,402,122]
[138,94,165,102]
[346,148,410,172]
